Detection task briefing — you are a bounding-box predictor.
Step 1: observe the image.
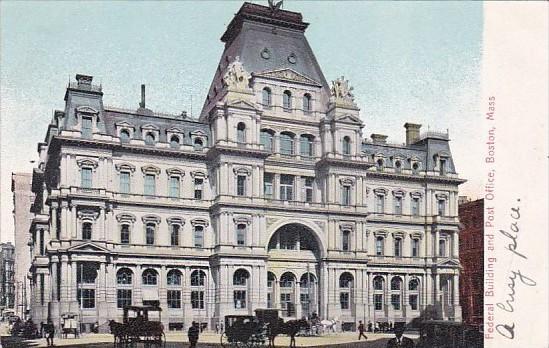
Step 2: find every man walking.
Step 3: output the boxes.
[45,319,55,347]
[358,320,368,340]
[188,321,200,348]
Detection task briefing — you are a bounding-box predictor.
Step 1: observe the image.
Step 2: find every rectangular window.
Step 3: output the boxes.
[394,238,402,257]
[260,132,272,152]
[234,290,247,309]
[376,237,384,256]
[119,172,130,193]
[374,294,383,311]
[300,137,313,157]
[144,174,156,196]
[280,175,294,201]
[146,224,155,245]
[237,175,246,196]
[438,200,446,216]
[264,174,273,199]
[412,197,420,216]
[409,294,418,311]
[439,239,447,257]
[81,117,93,138]
[171,225,180,246]
[280,293,294,315]
[194,178,203,199]
[267,293,272,308]
[236,224,246,246]
[167,290,182,308]
[169,176,180,198]
[117,289,132,308]
[280,135,294,155]
[194,226,204,248]
[191,291,204,309]
[439,159,447,175]
[394,196,402,215]
[77,289,95,309]
[411,239,420,257]
[376,195,385,213]
[340,292,350,310]
[391,294,401,310]
[81,168,92,188]
[40,274,45,305]
[120,225,130,244]
[304,177,313,202]
[342,185,351,206]
[342,231,350,251]
[82,223,92,240]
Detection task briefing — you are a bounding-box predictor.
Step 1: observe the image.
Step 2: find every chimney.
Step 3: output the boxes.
[370,133,388,144]
[404,123,422,145]
[139,84,146,109]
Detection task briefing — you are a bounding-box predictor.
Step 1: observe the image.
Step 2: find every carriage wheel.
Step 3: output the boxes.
[220,332,230,348]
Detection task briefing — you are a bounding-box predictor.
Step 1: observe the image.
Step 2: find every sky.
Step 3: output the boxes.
[0,1,483,243]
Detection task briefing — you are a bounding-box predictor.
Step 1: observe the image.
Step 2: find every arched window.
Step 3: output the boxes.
[300,134,314,157]
[280,272,295,288]
[170,135,180,149]
[145,223,155,245]
[191,270,206,287]
[194,138,204,150]
[377,158,384,171]
[142,269,158,285]
[262,87,272,106]
[303,93,312,112]
[391,277,402,290]
[82,222,92,240]
[267,272,276,308]
[120,129,131,143]
[116,268,133,285]
[260,129,274,152]
[280,132,294,155]
[342,136,351,155]
[280,272,296,316]
[283,90,292,110]
[233,269,250,286]
[339,272,353,310]
[409,279,419,291]
[373,276,384,290]
[145,132,155,146]
[394,160,402,173]
[237,122,246,143]
[167,269,182,286]
[339,272,354,288]
[373,276,384,311]
[376,236,384,256]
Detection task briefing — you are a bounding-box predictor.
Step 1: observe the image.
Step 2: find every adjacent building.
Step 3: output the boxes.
[28,2,464,332]
[0,243,16,317]
[458,199,483,328]
[11,172,34,319]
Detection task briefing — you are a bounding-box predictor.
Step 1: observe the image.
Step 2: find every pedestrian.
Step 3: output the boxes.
[357,320,368,340]
[215,322,219,334]
[188,321,200,348]
[220,322,224,333]
[45,319,55,347]
[367,321,373,333]
[386,323,414,348]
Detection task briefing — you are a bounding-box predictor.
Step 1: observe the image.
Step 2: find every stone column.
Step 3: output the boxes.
[51,205,58,240]
[453,231,459,258]
[60,203,69,240]
[99,207,106,240]
[70,204,77,239]
[434,229,440,257]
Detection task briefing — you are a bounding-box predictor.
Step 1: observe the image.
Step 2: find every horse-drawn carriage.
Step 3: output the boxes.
[109,306,165,347]
[220,309,309,348]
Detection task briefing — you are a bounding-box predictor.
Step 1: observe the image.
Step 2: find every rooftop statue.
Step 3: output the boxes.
[268,0,283,14]
[223,56,251,91]
[331,76,355,104]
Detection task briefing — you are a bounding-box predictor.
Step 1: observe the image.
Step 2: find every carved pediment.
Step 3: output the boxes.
[254,69,321,87]
[67,242,110,254]
[436,259,461,267]
[226,98,259,111]
[334,113,362,125]
[115,121,135,129]
[76,106,99,115]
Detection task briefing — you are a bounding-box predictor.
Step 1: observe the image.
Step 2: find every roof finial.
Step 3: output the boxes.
[268,0,283,14]
[140,84,146,109]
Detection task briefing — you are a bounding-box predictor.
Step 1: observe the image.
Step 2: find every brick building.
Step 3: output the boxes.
[458,199,483,328]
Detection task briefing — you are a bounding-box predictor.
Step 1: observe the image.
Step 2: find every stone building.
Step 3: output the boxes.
[11,172,34,319]
[458,199,483,329]
[28,2,464,332]
[0,243,16,316]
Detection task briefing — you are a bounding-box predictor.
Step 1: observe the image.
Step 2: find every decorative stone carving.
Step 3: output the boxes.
[266,217,278,229]
[330,76,355,105]
[254,69,320,86]
[223,56,251,91]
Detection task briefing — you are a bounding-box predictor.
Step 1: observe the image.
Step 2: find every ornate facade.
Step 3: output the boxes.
[29,2,464,333]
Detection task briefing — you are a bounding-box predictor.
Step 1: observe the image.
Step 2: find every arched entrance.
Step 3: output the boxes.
[266,223,322,319]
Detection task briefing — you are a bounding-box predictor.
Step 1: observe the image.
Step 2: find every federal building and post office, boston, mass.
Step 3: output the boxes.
[26,2,465,332]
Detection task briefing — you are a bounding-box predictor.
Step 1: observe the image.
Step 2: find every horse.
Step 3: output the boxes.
[268,318,310,348]
[108,320,127,346]
[320,319,337,333]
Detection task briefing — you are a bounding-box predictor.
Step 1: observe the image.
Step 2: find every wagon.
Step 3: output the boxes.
[109,305,165,347]
[220,310,280,348]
